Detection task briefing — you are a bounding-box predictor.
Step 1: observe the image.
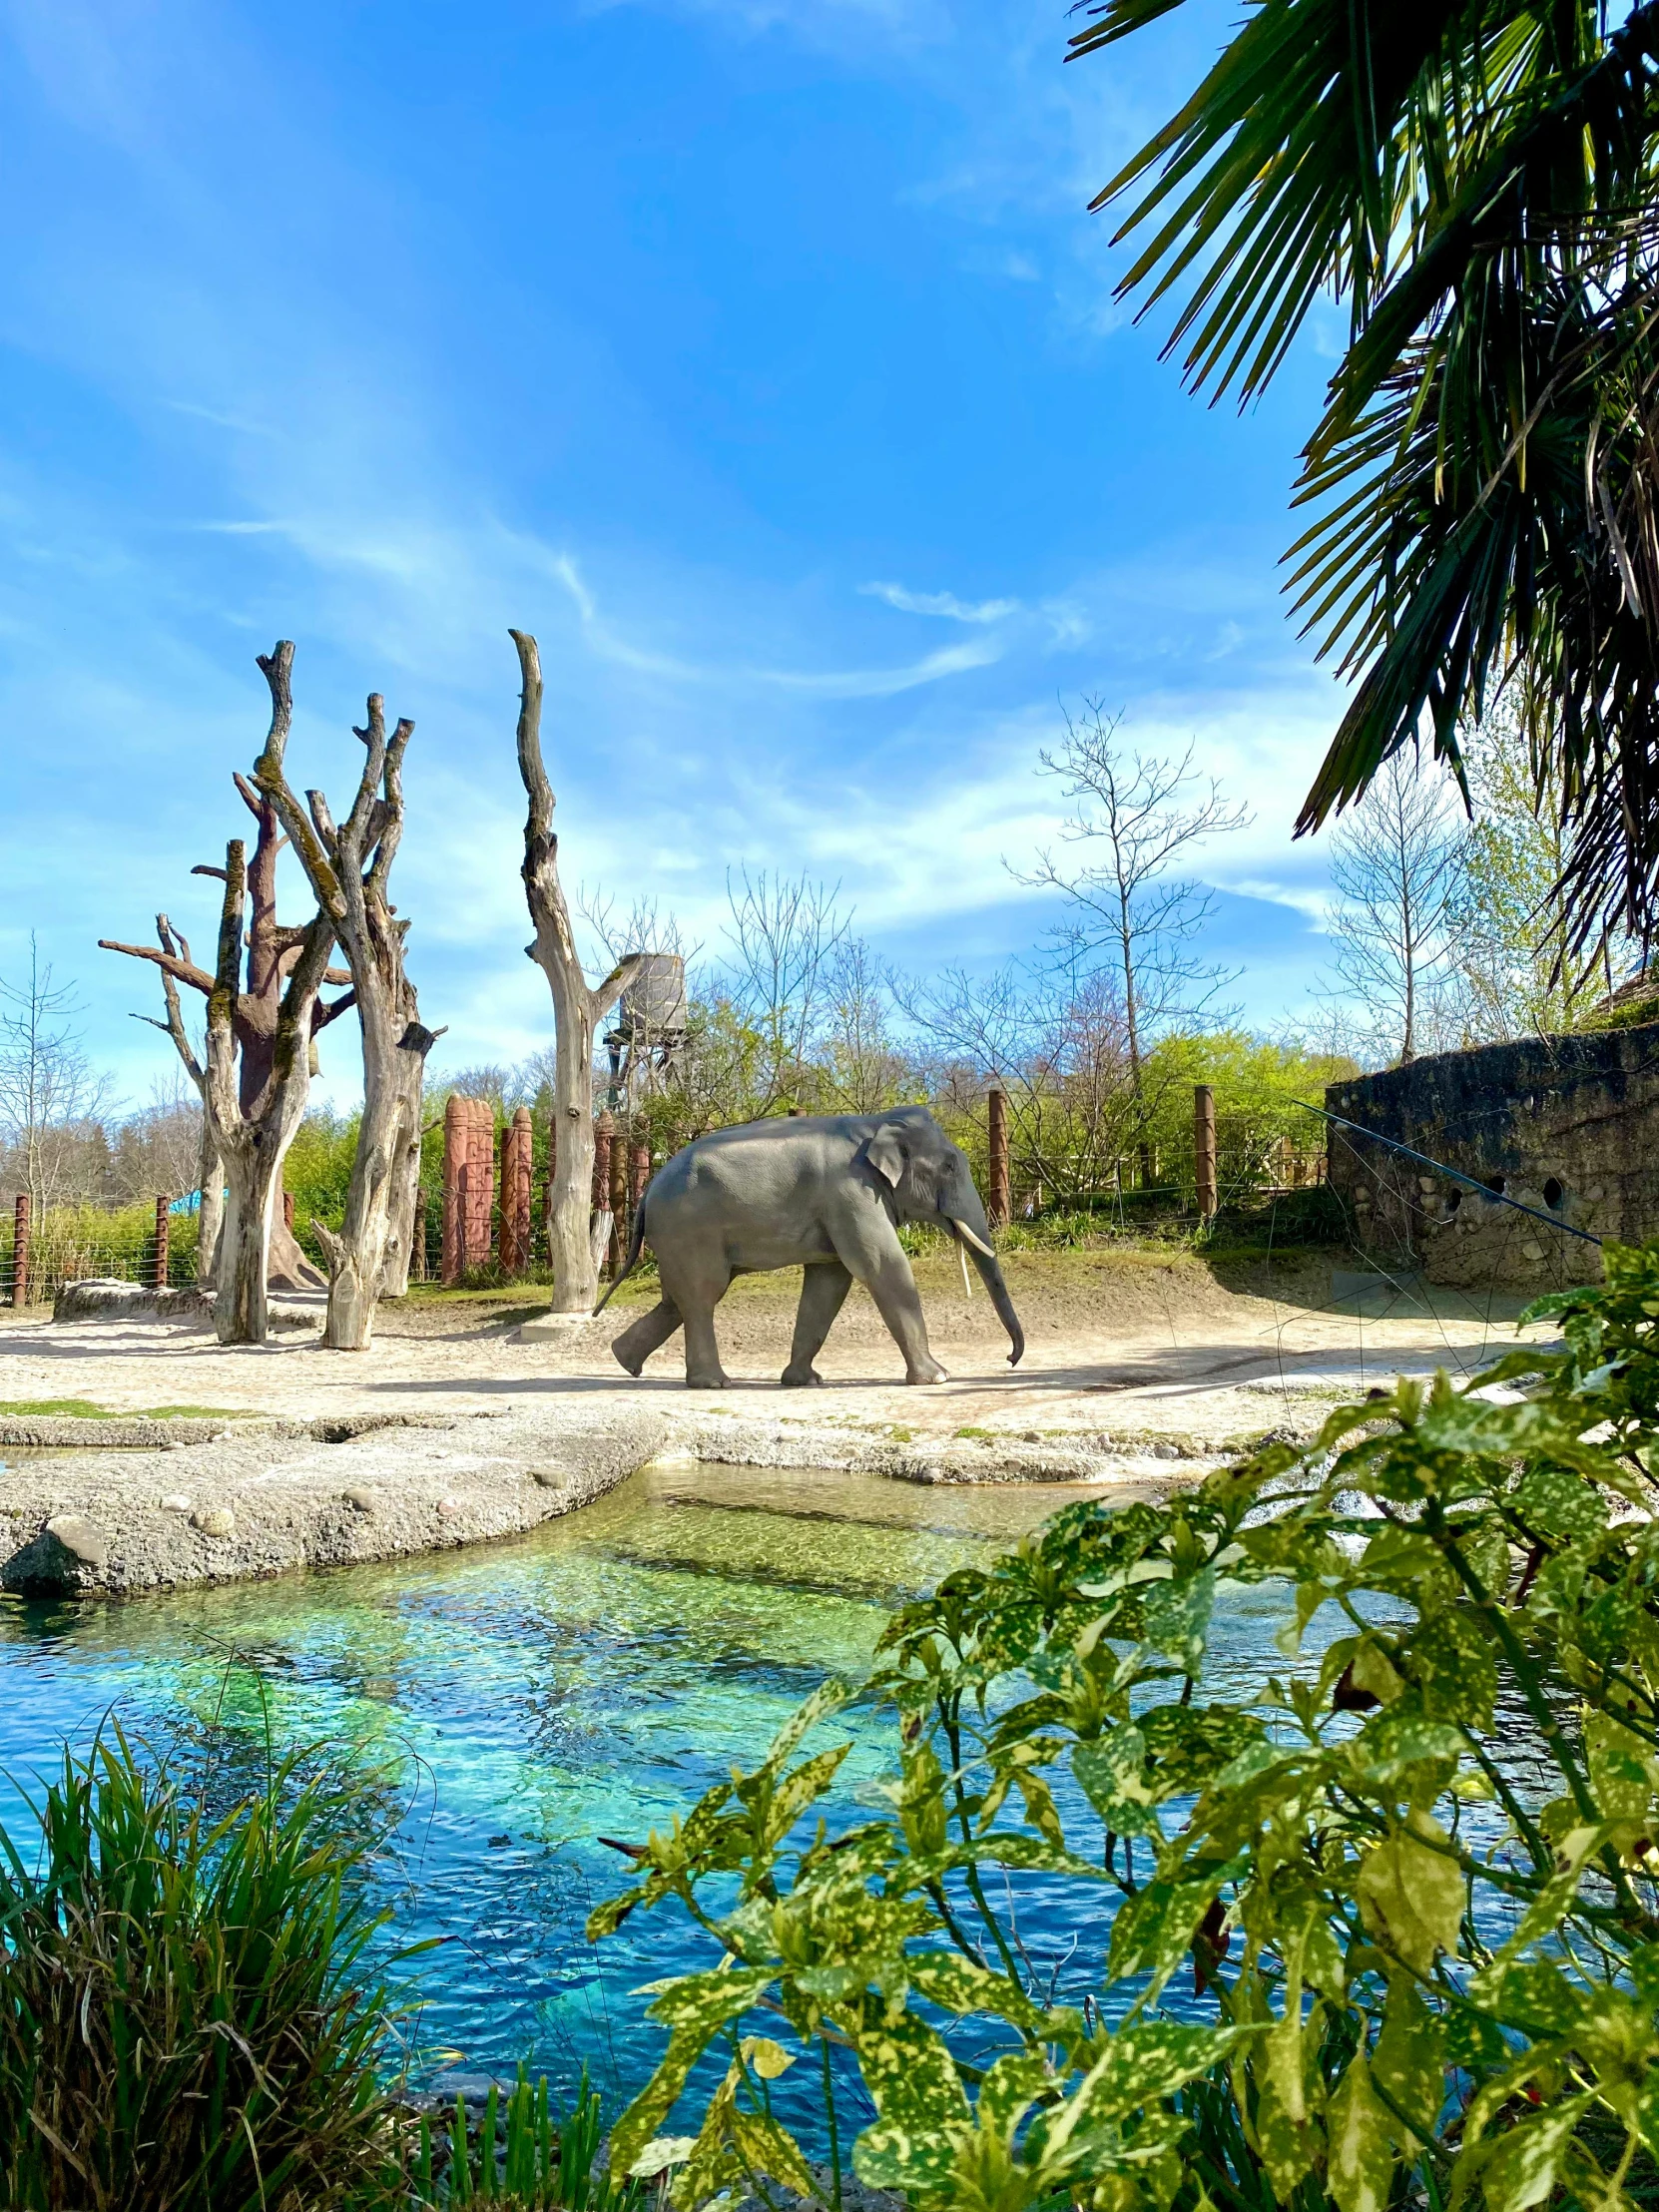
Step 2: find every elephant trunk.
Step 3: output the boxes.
[946,1205,1024,1368]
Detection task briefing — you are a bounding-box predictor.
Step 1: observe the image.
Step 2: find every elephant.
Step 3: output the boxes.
[597,1104,1025,1390]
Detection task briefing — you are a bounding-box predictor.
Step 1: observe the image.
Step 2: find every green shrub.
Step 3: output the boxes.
[591,1240,1659,2210]
[0,1728,402,2212]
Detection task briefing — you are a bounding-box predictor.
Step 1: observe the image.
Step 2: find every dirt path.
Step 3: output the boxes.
[0,1250,1551,1451]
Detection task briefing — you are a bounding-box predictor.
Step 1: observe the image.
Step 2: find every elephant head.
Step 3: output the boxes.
[864,1108,1025,1367]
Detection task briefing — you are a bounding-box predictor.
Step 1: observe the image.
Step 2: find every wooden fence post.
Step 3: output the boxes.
[1195,1084,1217,1222]
[629,1136,651,1214]
[441,1094,465,1284]
[987,1085,1010,1228]
[11,1193,29,1309]
[412,1188,429,1283]
[154,1195,171,1289]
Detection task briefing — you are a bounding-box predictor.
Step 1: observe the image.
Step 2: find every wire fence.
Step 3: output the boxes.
[0,1206,202,1306]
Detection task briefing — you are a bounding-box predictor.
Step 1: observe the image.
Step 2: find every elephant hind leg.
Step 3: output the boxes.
[612,1297,682,1378]
[657,1256,734,1389]
[782,1261,852,1386]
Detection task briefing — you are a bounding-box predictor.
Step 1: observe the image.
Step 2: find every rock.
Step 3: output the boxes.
[529,1466,568,1488]
[342,1487,377,1515]
[191,1506,236,1538]
[436,1497,462,1517]
[45,1514,108,1569]
[160,1494,193,1512]
[53,1280,214,1328]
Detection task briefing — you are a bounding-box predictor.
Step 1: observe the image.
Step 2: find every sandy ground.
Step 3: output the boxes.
[1,1248,1552,1448]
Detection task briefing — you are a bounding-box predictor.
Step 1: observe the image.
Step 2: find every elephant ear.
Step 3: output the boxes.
[865,1127,905,1188]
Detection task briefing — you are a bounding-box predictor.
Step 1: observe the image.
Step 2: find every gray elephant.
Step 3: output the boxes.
[597,1105,1024,1389]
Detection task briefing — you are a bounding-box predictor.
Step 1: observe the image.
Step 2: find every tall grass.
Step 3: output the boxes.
[0,1726,402,2212]
[0,1727,666,2211]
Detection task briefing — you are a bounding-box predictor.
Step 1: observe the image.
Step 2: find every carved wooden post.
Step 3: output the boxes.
[591,1111,616,1280]
[609,1117,629,1274]
[11,1194,28,1309]
[1195,1084,1218,1222]
[987,1085,1010,1229]
[592,1114,614,1208]
[468,1103,494,1272]
[629,1136,650,1214]
[501,1106,533,1276]
[441,1094,466,1285]
[154,1195,171,1289]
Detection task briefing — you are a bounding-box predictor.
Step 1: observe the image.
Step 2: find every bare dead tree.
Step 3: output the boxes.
[150,833,334,1343]
[253,651,440,1349]
[1017,702,1249,1086]
[101,760,355,1288]
[511,630,643,1316]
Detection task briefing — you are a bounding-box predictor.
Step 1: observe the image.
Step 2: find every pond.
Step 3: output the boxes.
[0,1458,1298,2127]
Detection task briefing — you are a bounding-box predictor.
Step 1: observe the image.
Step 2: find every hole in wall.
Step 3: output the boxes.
[1445,1189,1462,1215]
[1484,1175,1507,1197]
[1543,1177,1564,1211]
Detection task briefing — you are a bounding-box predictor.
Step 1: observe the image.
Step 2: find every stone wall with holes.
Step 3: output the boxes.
[1325,1024,1659,1289]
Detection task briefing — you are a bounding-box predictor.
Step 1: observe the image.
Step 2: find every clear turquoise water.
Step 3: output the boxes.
[0,1460,1297,2127]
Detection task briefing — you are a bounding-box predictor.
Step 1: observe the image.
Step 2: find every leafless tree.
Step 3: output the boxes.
[151,831,335,1343]
[1017,701,1249,1085]
[1319,747,1464,1064]
[511,630,643,1316]
[254,650,441,1348]
[101,764,356,1287]
[815,936,912,1113]
[722,868,849,1113]
[0,940,116,1217]
[109,1074,203,1204]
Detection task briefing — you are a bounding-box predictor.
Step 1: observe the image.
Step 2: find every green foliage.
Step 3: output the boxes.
[591,1238,1659,2209]
[1077,0,1659,948]
[423,2063,649,2209]
[0,1727,403,2212]
[284,1107,362,1243]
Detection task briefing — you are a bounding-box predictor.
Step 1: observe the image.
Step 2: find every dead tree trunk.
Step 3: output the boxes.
[255,662,440,1350]
[152,835,333,1344]
[101,734,354,1296]
[196,1118,224,1287]
[511,631,642,1316]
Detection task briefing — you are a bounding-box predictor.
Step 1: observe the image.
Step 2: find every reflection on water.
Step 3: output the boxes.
[0,1459,1291,2121]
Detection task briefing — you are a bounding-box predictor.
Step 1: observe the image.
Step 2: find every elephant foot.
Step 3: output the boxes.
[686,1370,732,1390]
[780,1365,826,1388]
[612,1339,646,1379]
[905,1362,949,1385]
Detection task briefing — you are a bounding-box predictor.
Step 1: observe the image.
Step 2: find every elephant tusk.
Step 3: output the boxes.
[958,1240,972,1300]
[948,1216,995,1260]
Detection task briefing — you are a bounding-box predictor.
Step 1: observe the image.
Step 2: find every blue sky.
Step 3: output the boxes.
[0,0,1354,1107]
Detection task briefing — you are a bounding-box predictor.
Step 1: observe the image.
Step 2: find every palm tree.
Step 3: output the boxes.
[1072,0,1659,955]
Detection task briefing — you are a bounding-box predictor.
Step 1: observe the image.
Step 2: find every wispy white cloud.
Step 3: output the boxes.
[859,579,1019,624]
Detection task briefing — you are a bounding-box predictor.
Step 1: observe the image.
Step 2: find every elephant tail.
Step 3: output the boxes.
[594,1202,649,1317]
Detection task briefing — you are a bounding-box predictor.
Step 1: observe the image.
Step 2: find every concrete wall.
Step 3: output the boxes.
[1325,1026,1659,1288]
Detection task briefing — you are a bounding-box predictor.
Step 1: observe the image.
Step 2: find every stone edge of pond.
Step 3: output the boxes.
[0,1410,461,1449]
[0,1401,1225,1600]
[0,1405,678,1597]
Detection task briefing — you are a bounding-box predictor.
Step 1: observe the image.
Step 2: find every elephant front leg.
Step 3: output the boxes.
[612,1298,683,1378]
[782,1261,852,1386]
[830,1219,947,1385]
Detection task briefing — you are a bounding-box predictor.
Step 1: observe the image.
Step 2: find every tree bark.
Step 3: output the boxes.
[511,631,643,1315]
[196,1118,224,1288]
[255,673,439,1349]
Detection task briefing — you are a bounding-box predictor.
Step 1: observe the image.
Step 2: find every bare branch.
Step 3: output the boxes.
[96,937,215,998]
